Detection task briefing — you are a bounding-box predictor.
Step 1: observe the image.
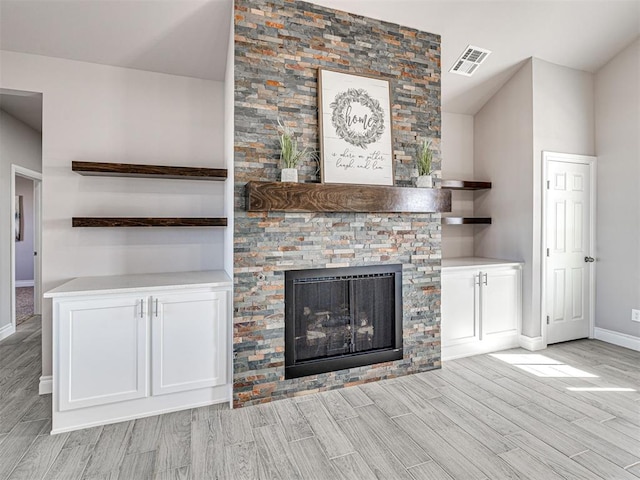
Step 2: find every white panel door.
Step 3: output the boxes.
[57,295,148,411]
[151,290,227,395]
[546,159,592,344]
[482,268,520,339]
[441,271,480,346]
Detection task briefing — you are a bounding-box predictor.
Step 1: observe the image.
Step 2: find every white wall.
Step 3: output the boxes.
[532,58,595,341]
[594,39,640,339]
[0,108,42,332]
[15,176,35,282]
[474,60,535,335]
[441,112,475,258]
[0,51,225,378]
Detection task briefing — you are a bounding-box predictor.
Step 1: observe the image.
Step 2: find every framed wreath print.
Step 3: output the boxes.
[318,68,394,185]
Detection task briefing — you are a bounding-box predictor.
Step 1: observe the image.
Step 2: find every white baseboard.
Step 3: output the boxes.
[39,375,53,395]
[15,280,35,287]
[593,328,640,352]
[0,323,16,341]
[52,384,230,434]
[442,335,520,361]
[519,335,545,351]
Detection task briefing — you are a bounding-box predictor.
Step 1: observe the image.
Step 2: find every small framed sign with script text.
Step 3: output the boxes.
[318,68,394,185]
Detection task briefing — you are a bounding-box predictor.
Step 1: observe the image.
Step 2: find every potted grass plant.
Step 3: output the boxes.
[416,138,433,188]
[278,119,313,183]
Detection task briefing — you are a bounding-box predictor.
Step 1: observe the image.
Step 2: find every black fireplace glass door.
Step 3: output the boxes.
[285,265,403,379]
[292,274,396,364]
[351,275,395,353]
[293,279,351,363]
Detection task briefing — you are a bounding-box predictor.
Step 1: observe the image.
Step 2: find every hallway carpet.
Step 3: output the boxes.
[15,287,34,326]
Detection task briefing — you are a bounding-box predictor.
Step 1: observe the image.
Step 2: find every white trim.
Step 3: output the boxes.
[15,280,35,288]
[593,328,640,352]
[519,335,545,351]
[39,375,53,395]
[11,165,43,333]
[33,179,42,315]
[442,334,520,361]
[0,323,16,342]
[541,151,596,347]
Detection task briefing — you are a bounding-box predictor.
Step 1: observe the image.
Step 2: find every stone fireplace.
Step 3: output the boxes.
[233,0,442,407]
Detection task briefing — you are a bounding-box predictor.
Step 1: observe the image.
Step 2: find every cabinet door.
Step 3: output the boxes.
[441,270,480,346]
[481,267,521,338]
[151,290,227,395]
[57,295,148,411]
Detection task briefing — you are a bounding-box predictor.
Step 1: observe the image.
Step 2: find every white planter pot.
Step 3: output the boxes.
[416,175,433,188]
[281,168,298,183]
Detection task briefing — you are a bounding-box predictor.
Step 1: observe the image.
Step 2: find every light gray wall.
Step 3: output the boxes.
[473,60,535,335]
[0,108,41,332]
[532,58,595,341]
[15,176,35,282]
[441,112,475,258]
[0,51,225,378]
[594,38,640,338]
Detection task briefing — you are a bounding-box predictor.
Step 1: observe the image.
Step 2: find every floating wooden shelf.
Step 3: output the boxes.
[442,217,492,225]
[441,180,491,190]
[72,161,227,181]
[245,181,451,214]
[72,217,227,228]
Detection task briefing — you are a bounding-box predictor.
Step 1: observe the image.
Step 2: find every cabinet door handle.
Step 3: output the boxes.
[475,274,481,286]
[139,299,144,318]
[483,273,488,286]
[154,298,159,318]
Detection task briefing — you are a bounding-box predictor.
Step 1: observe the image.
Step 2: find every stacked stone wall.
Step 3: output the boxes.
[234,0,442,407]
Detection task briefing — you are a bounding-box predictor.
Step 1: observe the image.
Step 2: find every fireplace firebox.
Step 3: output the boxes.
[284,265,403,379]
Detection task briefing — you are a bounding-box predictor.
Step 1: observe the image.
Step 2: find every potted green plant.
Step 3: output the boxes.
[416,138,433,188]
[278,119,312,183]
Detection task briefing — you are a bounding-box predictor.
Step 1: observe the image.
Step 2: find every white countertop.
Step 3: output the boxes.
[44,270,232,298]
[441,257,523,270]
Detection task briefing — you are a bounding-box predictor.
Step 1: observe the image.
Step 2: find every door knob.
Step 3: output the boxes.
[584,256,595,263]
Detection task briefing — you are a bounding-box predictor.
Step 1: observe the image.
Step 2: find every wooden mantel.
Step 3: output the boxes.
[245,181,451,214]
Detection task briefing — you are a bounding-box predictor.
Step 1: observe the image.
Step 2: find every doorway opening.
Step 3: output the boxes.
[11,166,43,332]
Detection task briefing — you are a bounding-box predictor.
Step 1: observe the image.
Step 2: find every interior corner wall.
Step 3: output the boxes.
[0,109,42,331]
[15,176,35,282]
[594,39,640,339]
[223,8,235,278]
[441,112,475,258]
[473,60,535,335]
[531,58,595,341]
[0,51,225,378]
[474,58,597,340]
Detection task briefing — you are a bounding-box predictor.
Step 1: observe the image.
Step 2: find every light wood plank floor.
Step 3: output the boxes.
[1,315,638,479]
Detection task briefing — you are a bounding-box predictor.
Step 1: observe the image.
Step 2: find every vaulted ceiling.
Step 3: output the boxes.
[0,0,638,116]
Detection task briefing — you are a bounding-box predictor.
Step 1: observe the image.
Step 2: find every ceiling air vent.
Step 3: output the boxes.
[450,45,492,76]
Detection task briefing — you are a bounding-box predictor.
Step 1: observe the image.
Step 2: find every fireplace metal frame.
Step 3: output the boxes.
[284,264,403,379]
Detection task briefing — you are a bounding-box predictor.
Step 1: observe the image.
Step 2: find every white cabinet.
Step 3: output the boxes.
[441,270,480,347]
[152,290,227,395]
[482,267,520,338]
[46,271,232,434]
[57,295,148,411]
[441,258,522,360]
